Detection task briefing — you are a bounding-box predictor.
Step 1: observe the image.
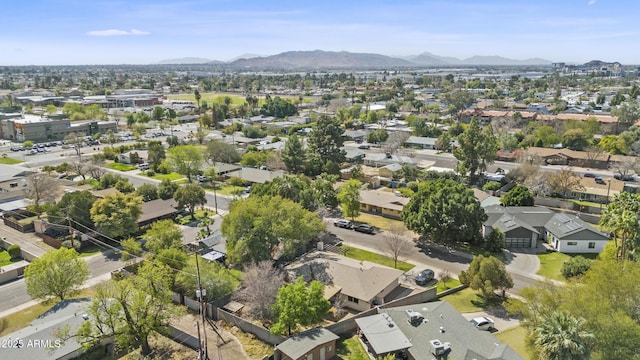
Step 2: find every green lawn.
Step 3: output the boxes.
[434,278,462,293]
[439,287,502,313]
[570,199,603,208]
[151,172,185,181]
[105,162,137,171]
[494,326,531,360]
[0,250,22,267]
[216,184,245,196]
[353,213,408,232]
[342,245,415,272]
[0,157,23,164]
[537,251,597,281]
[167,92,317,106]
[336,335,369,360]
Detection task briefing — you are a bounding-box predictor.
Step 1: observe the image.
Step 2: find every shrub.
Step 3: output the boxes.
[146,170,156,177]
[561,256,593,279]
[483,181,502,192]
[7,244,21,259]
[484,229,506,253]
[227,176,246,187]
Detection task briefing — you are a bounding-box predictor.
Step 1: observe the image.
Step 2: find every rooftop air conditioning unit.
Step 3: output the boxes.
[429,339,451,358]
[405,309,424,326]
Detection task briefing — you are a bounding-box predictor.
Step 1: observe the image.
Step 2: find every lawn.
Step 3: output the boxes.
[105,162,138,171]
[167,92,317,105]
[434,278,461,293]
[0,157,23,164]
[151,172,185,181]
[336,335,369,360]
[537,251,598,281]
[439,287,502,313]
[342,245,415,272]
[494,326,531,360]
[0,250,22,266]
[353,213,408,232]
[215,184,245,196]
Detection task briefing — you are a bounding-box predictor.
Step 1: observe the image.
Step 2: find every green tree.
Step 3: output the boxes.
[313,173,339,208]
[282,133,305,174]
[533,311,593,360]
[251,175,318,211]
[454,117,498,183]
[367,129,389,143]
[167,144,204,183]
[90,193,143,238]
[204,139,241,164]
[156,247,188,271]
[174,256,237,300]
[135,183,159,202]
[147,141,166,171]
[144,219,183,253]
[484,229,506,253]
[441,89,476,121]
[271,277,331,336]
[151,106,165,121]
[402,178,486,244]
[599,192,640,260]
[305,115,346,176]
[76,262,185,356]
[337,179,361,221]
[260,96,298,118]
[194,89,201,111]
[562,128,590,151]
[120,237,142,263]
[24,247,89,301]
[500,185,534,206]
[350,164,364,181]
[114,178,135,194]
[174,184,206,216]
[54,190,97,230]
[612,101,640,124]
[560,256,592,279]
[221,196,324,264]
[157,178,178,200]
[459,255,513,299]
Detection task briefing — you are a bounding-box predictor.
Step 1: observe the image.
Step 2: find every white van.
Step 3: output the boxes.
[138,163,150,170]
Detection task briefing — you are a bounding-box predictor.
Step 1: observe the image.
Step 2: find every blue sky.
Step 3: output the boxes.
[2,0,639,65]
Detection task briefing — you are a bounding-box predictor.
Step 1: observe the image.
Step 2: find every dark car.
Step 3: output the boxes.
[354,224,375,234]
[414,269,435,286]
[614,174,635,181]
[583,173,596,178]
[358,144,370,150]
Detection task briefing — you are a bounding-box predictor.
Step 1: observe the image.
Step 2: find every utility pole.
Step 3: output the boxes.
[195,254,209,360]
[65,207,75,249]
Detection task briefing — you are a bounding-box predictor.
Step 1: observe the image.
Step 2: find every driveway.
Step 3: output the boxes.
[461,308,520,333]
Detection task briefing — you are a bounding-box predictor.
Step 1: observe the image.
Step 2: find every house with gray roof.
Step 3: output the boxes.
[483,205,609,252]
[274,327,339,360]
[355,302,522,360]
[223,167,286,184]
[404,136,437,150]
[363,153,416,167]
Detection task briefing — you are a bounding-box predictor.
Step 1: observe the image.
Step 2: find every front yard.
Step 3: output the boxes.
[494,326,530,360]
[537,251,598,281]
[105,162,138,171]
[342,245,415,272]
[352,213,408,232]
[0,250,22,267]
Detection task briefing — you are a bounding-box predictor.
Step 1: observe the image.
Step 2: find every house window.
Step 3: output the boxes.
[327,346,332,352]
[347,296,359,304]
[567,241,577,246]
[588,242,596,249]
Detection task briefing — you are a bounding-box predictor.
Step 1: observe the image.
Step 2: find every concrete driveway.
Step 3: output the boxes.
[461,308,521,333]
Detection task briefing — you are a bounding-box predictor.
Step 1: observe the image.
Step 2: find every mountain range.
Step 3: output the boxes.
[158,50,553,68]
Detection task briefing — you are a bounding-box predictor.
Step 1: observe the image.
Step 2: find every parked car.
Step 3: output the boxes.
[583,173,596,178]
[358,144,370,150]
[138,163,150,170]
[414,269,435,286]
[354,224,375,234]
[196,175,210,182]
[333,219,353,229]
[470,317,494,331]
[594,176,606,185]
[614,174,635,181]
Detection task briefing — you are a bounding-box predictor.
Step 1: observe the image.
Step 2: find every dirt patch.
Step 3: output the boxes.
[172,314,253,360]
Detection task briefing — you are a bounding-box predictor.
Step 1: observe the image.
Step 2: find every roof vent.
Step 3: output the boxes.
[405,309,424,326]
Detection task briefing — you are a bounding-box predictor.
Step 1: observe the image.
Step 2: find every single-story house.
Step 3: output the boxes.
[569,177,624,203]
[286,251,404,312]
[223,168,286,184]
[274,327,339,360]
[209,162,242,176]
[526,147,610,169]
[355,302,523,360]
[363,153,416,167]
[378,163,403,179]
[483,205,609,252]
[359,190,409,220]
[345,149,366,163]
[404,136,437,150]
[343,129,369,142]
[138,198,179,227]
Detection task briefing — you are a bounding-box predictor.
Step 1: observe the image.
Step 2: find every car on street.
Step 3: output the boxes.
[614,174,635,181]
[583,173,596,178]
[354,224,375,234]
[414,268,435,286]
[470,317,494,331]
[358,144,370,150]
[333,219,353,229]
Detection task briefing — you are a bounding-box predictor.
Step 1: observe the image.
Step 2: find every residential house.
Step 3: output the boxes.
[483,205,609,252]
[403,136,437,150]
[0,164,35,210]
[343,129,369,142]
[570,177,623,203]
[378,163,403,179]
[138,198,179,227]
[210,162,242,176]
[344,149,366,163]
[286,251,404,312]
[363,153,416,168]
[223,167,286,184]
[526,147,610,169]
[359,190,409,220]
[355,302,522,360]
[274,327,339,360]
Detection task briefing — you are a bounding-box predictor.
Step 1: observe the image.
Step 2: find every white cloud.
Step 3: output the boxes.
[588,0,596,5]
[86,29,150,36]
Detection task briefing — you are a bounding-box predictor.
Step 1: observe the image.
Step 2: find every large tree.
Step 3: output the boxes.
[221,196,325,264]
[402,178,486,244]
[337,179,362,221]
[500,185,535,206]
[441,89,476,121]
[143,219,183,253]
[174,256,237,300]
[251,175,318,211]
[533,312,593,360]
[24,247,89,301]
[599,192,640,260]
[54,190,96,230]
[76,262,185,356]
[547,168,584,198]
[174,184,206,216]
[271,277,331,336]
[167,144,204,183]
[233,261,284,320]
[147,141,166,171]
[305,114,346,176]
[24,173,60,214]
[204,139,241,164]
[90,193,143,239]
[453,117,498,183]
[282,133,305,174]
[157,178,178,200]
[459,255,513,299]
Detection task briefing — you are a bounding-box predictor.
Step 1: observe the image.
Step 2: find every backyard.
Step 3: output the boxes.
[0,250,22,266]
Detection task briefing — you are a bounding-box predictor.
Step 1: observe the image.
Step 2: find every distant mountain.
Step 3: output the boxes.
[408,52,552,66]
[158,57,212,64]
[226,53,262,62]
[228,50,413,69]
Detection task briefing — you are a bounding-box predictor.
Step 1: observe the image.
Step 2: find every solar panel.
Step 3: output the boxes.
[555,213,572,223]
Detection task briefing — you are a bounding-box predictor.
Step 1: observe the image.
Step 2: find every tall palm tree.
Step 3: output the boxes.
[600,192,640,260]
[534,311,593,360]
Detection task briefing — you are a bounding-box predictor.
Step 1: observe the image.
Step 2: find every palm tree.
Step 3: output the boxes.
[534,311,593,360]
[600,193,640,260]
[194,89,201,113]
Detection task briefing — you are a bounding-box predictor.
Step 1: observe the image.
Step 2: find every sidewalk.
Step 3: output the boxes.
[1,224,51,258]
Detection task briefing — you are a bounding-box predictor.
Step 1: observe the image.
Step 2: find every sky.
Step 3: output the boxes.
[1,0,639,65]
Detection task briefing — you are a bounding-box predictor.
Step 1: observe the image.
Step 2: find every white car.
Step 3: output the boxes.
[470,317,494,331]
